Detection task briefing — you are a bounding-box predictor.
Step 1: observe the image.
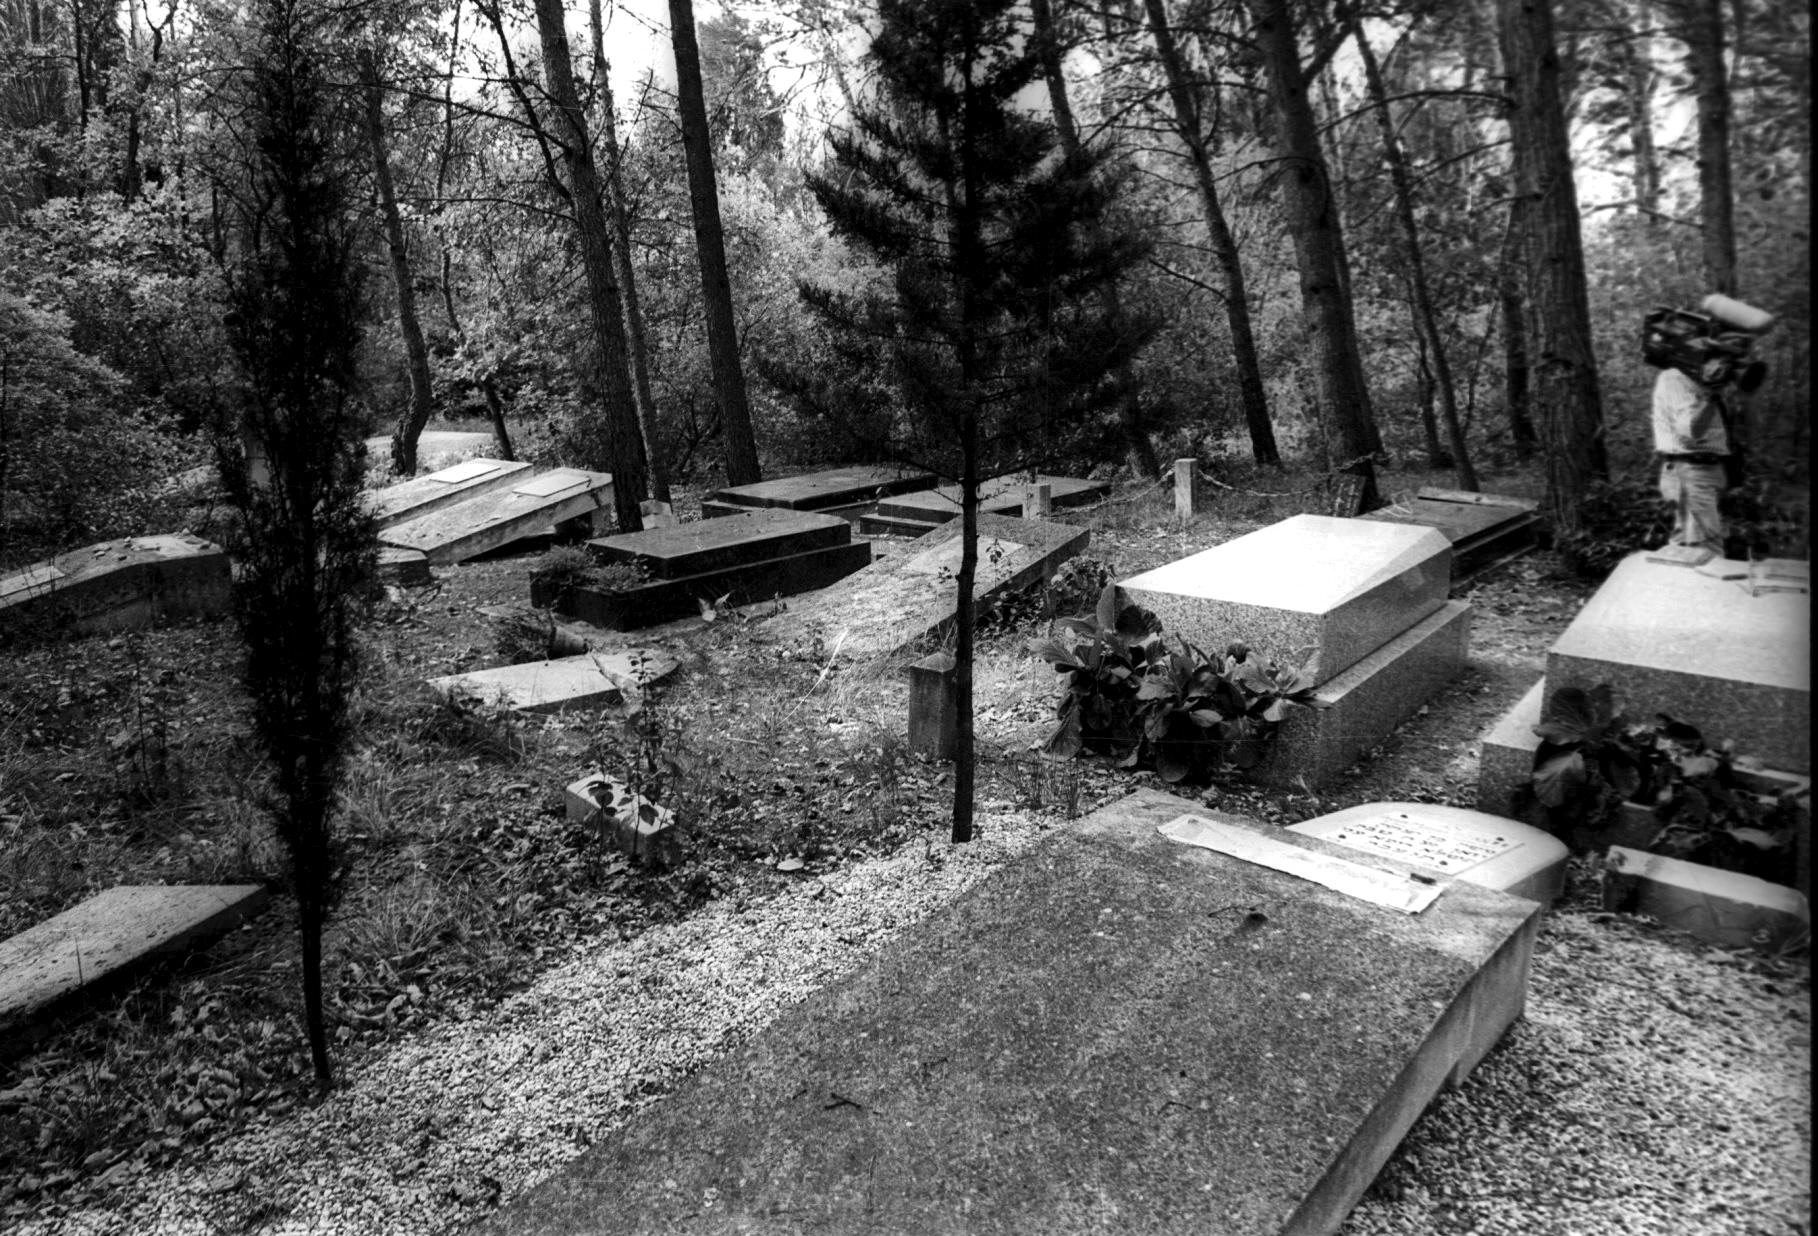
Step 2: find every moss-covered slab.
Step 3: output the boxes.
[481,788,1540,1236]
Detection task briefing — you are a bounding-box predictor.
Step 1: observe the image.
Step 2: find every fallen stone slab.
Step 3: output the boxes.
[425,650,677,714]
[754,513,1088,658]
[365,458,533,529]
[701,464,935,520]
[379,468,615,565]
[0,534,230,640]
[1,885,269,1058]
[1289,802,1569,908]
[1604,845,1809,951]
[1546,551,1810,773]
[1119,514,1452,686]
[479,787,1541,1236]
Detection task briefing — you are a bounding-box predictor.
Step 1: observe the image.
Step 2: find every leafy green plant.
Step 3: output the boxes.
[1030,584,1317,783]
[1524,684,1657,844]
[1552,475,1673,579]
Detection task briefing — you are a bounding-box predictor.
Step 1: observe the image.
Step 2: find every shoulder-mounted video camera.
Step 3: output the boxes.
[1643,294,1774,392]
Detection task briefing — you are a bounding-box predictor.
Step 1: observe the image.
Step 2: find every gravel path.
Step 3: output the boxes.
[13,813,1809,1236]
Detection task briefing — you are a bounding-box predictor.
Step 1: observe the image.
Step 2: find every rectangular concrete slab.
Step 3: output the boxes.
[550,542,873,630]
[1260,600,1472,789]
[425,650,677,714]
[1546,552,1810,772]
[0,534,230,638]
[755,514,1087,658]
[1604,845,1810,950]
[872,475,1108,525]
[703,465,935,515]
[1119,515,1452,685]
[1,885,268,1056]
[589,509,850,580]
[1476,677,1547,817]
[379,468,615,565]
[364,458,532,529]
[479,787,1540,1236]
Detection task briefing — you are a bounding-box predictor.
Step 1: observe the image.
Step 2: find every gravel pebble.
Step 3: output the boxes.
[12,822,1809,1236]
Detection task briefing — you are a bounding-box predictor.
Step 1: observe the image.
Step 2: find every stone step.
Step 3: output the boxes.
[1119,514,1453,688]
[379,468,615,565]
[1,885,269,1058]
[365,458,533,529]
[478,787,1542,1236]
[0,534,230,640]
[545,542,873,630]
[1545,551,1809,772]
[588,508,850,581]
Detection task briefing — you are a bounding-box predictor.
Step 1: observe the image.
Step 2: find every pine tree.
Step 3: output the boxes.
[799,0,1153,843]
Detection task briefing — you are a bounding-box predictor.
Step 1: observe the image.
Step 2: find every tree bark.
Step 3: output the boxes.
[1347,7,1477,489]
[358,49,436,478]
[1143,0,1281,467]
[1621,0,1662,222]
[1034,0,1160,479]
[1497,255,1538,458]
[531,0,647,530]
[1683,0,1736,293]
[670,0,761,486]
[1498,0,1607,533]
[1247,0,1380,504]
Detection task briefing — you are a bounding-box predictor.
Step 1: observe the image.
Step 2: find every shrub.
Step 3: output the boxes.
[1552,474,1672,579]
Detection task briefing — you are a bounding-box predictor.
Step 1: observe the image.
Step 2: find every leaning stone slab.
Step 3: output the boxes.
[0,534,230,639]
[1,885,268,1057]
[479,787,1541,1236]
[1546,551,1810,773]
[702,464,935,520]
[379,467,615,565]
[425,650,676,714]
[1260,600,1471,790]
[1604,845,1809,951]
[1290,803,1569,908]
[365,458,533,528]
[1119,514,1451,686]
[755,514,1088,658]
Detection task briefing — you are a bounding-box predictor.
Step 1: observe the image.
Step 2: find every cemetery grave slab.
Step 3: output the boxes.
[0,534,229,638]
[425,650,677,714]
[862,474,1108,534]
[1289,802,1569,908]
[549,543,873,631]
[1118,515,1451,686]
[365,458,532,528]
[1262,600,1471,789]
[1546,552,1810,772]
[702,465,936,520]
[1360,488,1540,590]
[753,513,1087,658]
[376,545,433,588]
[378,467,614,565]
[481,787,1540,1236]
[589,509,851,579]
[1604,846,1809,951]
[1,885,268,1057]
[362,430,496,473]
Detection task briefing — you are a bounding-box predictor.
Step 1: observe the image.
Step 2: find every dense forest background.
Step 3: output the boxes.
[1,0,1809,570]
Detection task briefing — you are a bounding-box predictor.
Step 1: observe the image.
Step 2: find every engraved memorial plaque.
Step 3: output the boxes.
[1322,809,1519,872]
[513,471,589,498]
[428,458,505,485]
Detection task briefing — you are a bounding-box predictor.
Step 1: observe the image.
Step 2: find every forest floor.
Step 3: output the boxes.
[0,462,1808,1233]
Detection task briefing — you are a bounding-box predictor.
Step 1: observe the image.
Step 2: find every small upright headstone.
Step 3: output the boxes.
[1025,482,1053,520]
[1174,458,1199,521]
[907,651,958,760]
[1329,472,1366,518]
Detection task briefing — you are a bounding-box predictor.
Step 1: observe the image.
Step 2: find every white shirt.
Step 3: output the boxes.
[1651,367,1729,455]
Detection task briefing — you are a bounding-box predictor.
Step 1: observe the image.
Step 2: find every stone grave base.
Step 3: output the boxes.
[545,543,873,630]
[1261,601,1471,790]
[0,534,230,640]
[478,787,1541,1236]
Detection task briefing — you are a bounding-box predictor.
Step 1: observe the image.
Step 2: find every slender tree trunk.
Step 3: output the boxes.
[1622,0,1662,222]
[1414,332,1450,467]
[1684,0,1736,293]
[1498,0,1607,533]
[1033,0,1160,479]
[1347,7,1477,488]
[590,1,671,502]
[1497,257,1538,458]
[669,0,761,485]
[358,49,436,477]
[299,892,330,1085]
[531,0,647,530]
[1143,0,1281,467]
[1247,0,1380,505]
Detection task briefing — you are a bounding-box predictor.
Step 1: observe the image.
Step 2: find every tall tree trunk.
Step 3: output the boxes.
[1247,0,1380,505]
[1143,0,1281,467]
[1622,0,1662,222]
[358,49,436,478]
[1347,7,1477,489]
[1497,256,1538,459]
[590,1,670,503]
[1414,330,1450,468]
[531,0,647,530]
[1033,0,1160,479]
[1684,0,1736,293]
[1498,0,1607,534]
[669,0,761,486]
